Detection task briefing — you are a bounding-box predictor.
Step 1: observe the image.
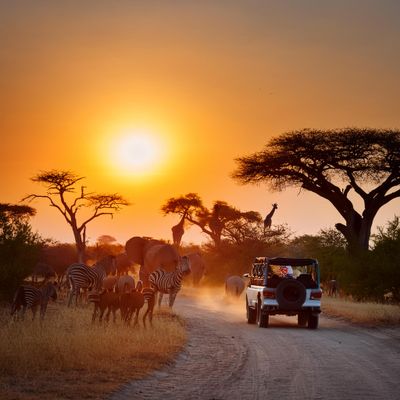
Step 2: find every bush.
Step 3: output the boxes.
[200,235,288,284]
[288,224,400,302]
[40,242,77,283]
[0,205,44,301]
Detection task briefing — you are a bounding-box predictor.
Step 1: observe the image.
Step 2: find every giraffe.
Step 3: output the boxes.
[209,203,224,247]
[264,203,278,234]
[171,211,187,247]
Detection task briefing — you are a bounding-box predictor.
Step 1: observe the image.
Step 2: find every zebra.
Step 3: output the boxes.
[143,256,190,326]
[142,287,156,327]
[67,255,116,307]
[11,282,57,321]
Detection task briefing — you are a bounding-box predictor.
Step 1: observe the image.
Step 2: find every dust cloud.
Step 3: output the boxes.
[179,285,246,323]
[178,285,299,328]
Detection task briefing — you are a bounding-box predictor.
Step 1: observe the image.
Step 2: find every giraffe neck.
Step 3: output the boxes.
[177,211,187,228]
[267,207,275,217]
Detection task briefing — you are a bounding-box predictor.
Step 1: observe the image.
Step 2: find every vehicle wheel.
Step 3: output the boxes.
[257,300,269,328]
[298,312,308,327]
[276,279,306,310]
[308,314,319,329]
[246,297,257,324]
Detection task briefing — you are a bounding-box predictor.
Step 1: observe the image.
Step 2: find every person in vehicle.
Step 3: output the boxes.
[267,265,293,287]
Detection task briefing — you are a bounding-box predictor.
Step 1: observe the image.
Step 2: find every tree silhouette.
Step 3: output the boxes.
[233,128,400,253]
[0,203,43,299]
[23,170,129,262]
[161,193,263,246]
[97,235,117,246]
[0,203,36,218]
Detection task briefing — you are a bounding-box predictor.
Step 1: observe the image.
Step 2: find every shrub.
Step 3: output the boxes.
[0,205,44,301]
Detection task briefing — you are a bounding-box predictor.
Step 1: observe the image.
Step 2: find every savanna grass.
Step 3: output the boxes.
[0,302,186,400]
[323,296,400,326]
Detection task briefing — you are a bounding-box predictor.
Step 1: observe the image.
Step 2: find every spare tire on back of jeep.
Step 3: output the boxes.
[276,279,306,310]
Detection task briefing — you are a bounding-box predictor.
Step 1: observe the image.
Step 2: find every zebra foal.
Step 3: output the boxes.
[143,256,190,326]
[88,290,121,323]
[11,282,57,321]
[67,255,116,307]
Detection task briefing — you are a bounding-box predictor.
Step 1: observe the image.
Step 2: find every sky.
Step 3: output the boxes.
[0,0,399,246]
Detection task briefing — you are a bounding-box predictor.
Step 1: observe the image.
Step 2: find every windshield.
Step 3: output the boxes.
[269,264,316,279]
[267,263,319,288]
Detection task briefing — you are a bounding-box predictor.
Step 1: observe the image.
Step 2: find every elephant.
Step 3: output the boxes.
[142,243,180,284]
[125,236,163,267]
[125,236,181,286]
[184,252,206,286]
[115,253,134,275]
[225,275,245,297]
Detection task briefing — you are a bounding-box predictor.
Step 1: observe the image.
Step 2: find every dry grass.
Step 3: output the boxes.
[0,303,186,400]
[323,296,400,326]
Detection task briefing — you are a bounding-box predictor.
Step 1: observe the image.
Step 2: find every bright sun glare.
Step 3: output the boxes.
[112,131,161,175]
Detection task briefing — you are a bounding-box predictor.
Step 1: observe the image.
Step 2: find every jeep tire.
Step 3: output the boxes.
[276,279,307,310]
[308,314,319,329]
[246,297,257,324]
[298,311,308,327]
[257,300,269,328]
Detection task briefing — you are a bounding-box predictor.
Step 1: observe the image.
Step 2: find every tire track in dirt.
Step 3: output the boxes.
[110,292,400,400]
[110,301,251,400]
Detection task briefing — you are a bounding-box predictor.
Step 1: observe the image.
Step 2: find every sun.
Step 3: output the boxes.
[112,130,162,175]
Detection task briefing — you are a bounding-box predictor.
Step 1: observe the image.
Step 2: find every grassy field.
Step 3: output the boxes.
[0,303,186,400]
[1,292,398,400]
[322,296,400,326]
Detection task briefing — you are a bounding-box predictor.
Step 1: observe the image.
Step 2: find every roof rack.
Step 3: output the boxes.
[252,257,318,267]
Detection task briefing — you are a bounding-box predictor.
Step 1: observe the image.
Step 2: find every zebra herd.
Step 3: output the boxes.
[10,255,191,326]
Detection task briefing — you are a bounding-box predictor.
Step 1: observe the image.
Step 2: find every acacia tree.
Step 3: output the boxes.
[23,170,129,262]
[161,193,264,246]
[233,128,400,253]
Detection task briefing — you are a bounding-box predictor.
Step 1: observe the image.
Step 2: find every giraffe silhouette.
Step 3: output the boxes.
[264,203,278,234]
[172,211,187,247]
[209,203,224,246]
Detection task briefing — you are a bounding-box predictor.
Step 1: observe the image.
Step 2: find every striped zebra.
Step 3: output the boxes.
[143,256,190,326]
[67,255,116,307]
[11,282,57,321]
[142,287,156,327]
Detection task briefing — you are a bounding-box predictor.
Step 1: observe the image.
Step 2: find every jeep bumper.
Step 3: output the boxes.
[262,305,321,316]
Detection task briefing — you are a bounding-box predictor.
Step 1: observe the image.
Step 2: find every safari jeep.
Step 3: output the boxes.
[244,257,322,329]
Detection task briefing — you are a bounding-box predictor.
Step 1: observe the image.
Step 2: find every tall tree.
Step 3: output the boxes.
[23,170,129,262]
[161,192,205,239]
[233,128,400,253]
[161,193,264,246]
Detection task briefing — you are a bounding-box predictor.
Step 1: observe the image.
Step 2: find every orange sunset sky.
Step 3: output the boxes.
[1,1,399,246]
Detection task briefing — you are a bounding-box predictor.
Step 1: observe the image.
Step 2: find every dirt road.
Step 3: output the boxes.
[111,290,400,400]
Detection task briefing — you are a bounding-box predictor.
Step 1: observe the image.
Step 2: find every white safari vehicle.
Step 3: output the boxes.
[244,257,322,329]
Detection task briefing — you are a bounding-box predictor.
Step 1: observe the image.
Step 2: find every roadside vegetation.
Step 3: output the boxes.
[322,296,400,326]
[196,217,400,305]
[0,204,45,301]
[0,306,186,400]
